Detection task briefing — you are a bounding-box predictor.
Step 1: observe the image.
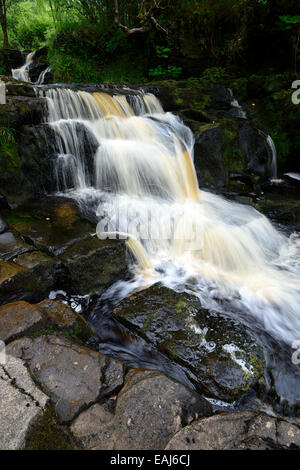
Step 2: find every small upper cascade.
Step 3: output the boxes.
[12,51,36,82]
[11,50,51,85]
[36,66,51,85]
[227,88,247,119]
[266,134,278,180]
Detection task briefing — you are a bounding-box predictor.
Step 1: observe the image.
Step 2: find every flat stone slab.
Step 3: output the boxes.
[0,300,45,343]
[165,410,300,450]
[0,355,49,450]
[71,369,211,450]
[7,334,124,423]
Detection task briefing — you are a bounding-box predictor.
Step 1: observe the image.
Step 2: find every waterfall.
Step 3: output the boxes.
[36,66,51,85]
[227,88,247,119]
[38,86,300,345]
[284,172,300,182]
[266,134,278,179]
[12,51,36,82]
[12,51,50,85]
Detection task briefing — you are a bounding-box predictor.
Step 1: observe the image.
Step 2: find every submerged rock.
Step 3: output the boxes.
[7,334,125,423]
[165,410,300,450]
[71,369,211,450]
[113,284,265,401]
[0,355,49,450]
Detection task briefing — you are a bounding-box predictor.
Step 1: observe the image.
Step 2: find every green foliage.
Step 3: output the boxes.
[5,0,54,49]
[149,64,182,80]
[199,67,231,83]
[0,126,21,171]
[279,16,300,30]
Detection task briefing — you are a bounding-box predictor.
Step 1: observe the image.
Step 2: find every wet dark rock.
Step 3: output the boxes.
[193,123,226,188]
[17,124,60,196]
[3,197,95,256]
[59,236,128,295]
[239,122,271,177]
[0,49,23,74]
[18,121,98,196]
[165,410,300,450]
[71,369,211,450]
[5,80,36,97]
[0,248,58,306]
[0,261,38,305]
[0,96,46,128]
[13,250,59,299]
[37,299,93,341]
[7,334,125,423]
[254,199,300,228]
[0,301,45,343]
[113,285,265,401]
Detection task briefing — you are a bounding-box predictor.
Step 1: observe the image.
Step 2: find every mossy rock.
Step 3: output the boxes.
[37,299,93,342]
[254,199,300,227]
[24,406,76,450]
[59,235,128,295]
[113,284,265,401]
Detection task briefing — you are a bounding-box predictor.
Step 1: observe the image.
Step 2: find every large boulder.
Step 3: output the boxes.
[70,369,211,450]
[113,284,265,401]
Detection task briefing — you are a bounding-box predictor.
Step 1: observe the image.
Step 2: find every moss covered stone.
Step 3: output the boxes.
[113,284,265,401]
[24,406,76,450]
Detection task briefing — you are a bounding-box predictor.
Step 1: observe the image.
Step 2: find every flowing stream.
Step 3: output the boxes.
[33,85,300,406]
[12,50,51,84]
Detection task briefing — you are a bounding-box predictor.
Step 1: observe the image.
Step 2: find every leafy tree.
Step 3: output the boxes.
[0,0,12,47]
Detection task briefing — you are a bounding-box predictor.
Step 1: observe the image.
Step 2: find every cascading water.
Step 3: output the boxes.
[227,88,247,119]
[266,134,278,179]
[12,51,36,82]
[12,50,51,84]
[37,85,300,403]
